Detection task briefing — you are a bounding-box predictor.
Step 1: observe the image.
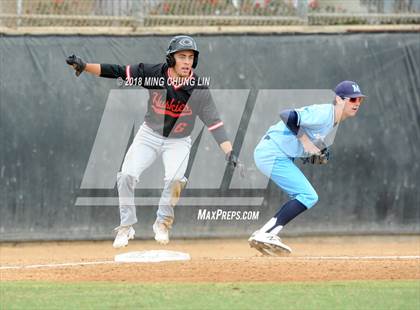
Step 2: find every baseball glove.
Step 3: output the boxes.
[301,147,330,164]
[301,139,330,165]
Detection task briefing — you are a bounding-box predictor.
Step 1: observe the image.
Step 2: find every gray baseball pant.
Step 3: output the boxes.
[117,123,191,226]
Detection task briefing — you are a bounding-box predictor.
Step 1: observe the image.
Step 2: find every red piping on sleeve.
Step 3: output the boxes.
[126,65,131,80]
[208,121,224,131]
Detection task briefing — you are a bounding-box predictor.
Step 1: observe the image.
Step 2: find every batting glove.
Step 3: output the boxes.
[66,54,86,77]
[226,151,246,178]
[226,151,239,168]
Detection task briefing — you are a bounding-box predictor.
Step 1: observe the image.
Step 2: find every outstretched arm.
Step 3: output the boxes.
[66,54,129,79]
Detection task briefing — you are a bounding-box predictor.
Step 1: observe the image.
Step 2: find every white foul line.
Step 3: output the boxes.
[210,256,420,261]
[270,255,420,261]
[1,255,419,270]
[0,260,115,270]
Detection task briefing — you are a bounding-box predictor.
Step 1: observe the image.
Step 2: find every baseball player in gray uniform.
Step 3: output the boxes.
[66,35,240,248]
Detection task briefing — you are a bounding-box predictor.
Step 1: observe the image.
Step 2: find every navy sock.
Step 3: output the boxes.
[267,199,307,233]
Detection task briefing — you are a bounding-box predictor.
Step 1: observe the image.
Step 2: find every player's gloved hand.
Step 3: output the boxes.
[226,151,246,178]
[301,139,330,165]
[302,140,321,157]
[226,151,239,168]
[302,147,330,164]
[66,54,86,77]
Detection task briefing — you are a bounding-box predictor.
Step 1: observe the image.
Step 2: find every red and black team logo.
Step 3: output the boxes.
[151,92,192,118]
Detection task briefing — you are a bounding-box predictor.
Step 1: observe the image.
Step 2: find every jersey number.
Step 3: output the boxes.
[174,122,188,133]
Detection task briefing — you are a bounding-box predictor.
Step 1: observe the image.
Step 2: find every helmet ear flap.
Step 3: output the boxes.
[192,52,198,69]
[166,54,175,67]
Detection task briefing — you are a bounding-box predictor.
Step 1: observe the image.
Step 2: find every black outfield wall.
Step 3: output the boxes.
[1,33,419,240]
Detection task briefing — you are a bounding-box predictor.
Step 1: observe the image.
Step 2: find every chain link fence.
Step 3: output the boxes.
[0,0,419,28]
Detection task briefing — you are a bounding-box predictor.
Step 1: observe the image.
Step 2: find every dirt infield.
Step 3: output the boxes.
[1,236,419,283]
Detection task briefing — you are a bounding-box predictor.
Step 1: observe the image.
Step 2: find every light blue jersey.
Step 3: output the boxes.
[253,81,364,234]
[254,103,336,208]
[266,104,335,158]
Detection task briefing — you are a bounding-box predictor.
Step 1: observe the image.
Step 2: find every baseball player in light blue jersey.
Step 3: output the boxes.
[249,80,365,256]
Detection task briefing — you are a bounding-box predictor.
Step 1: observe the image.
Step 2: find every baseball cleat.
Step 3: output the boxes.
[247,230,268,255]
[248,231,292,256]
[113,225,135,249]
[170,177,188,207]
[153,220,170,245]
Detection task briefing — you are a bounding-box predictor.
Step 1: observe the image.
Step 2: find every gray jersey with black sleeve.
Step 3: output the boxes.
[100,62,228,144]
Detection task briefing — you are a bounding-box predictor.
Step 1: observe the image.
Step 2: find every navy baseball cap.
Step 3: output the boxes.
[334,80,365,98]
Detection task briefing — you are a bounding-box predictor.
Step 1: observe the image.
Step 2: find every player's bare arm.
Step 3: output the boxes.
[298,134,321,155]
[84,64,101,76]
[220,141,233,154]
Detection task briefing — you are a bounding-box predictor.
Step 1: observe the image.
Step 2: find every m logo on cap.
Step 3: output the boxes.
[352,84,361,93]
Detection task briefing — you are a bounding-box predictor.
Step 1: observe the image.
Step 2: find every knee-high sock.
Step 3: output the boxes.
[260,199,307,235]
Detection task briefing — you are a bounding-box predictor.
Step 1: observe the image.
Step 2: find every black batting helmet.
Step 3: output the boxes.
[166,35,199,69]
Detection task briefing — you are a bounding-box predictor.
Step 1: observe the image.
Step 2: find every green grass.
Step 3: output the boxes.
[1,280,419,310]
